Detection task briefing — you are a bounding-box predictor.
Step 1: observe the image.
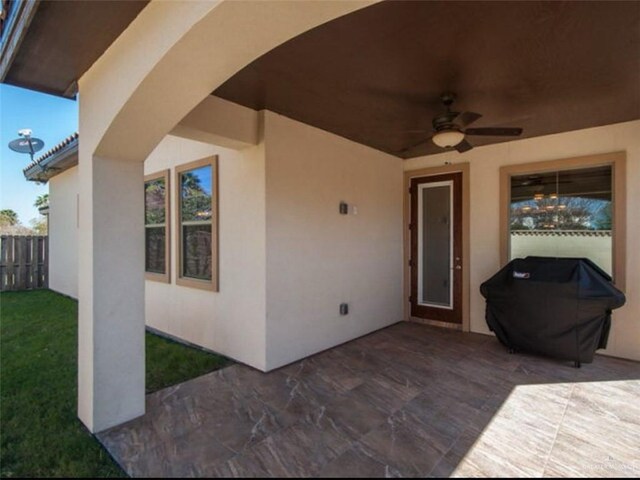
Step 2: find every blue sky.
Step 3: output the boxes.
[0,84,78,224]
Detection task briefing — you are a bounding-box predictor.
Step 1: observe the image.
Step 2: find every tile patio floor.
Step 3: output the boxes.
[98,322,640,477]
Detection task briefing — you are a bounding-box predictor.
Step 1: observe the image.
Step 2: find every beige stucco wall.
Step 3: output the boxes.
[405,119,640,361]
[144,111,404,372]
[144,134,267,371]
[264,111,404,370]
[50,90,402,374]
[48,166,79,299]
[49,118,638,370]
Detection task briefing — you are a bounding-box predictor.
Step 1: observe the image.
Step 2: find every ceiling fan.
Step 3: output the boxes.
[404,92,523,154]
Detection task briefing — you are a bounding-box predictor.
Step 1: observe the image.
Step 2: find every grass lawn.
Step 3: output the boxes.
[0,290,230,478]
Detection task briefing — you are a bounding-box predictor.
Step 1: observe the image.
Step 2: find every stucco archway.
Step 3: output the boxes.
[77,0,376,433]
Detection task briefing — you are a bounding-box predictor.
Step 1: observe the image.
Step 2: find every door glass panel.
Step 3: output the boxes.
[419,182,452,307]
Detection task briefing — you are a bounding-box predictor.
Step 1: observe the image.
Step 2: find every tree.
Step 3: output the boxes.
[145,180,166,225]
[0,209,19,227]
[34,193,49,209]
[593,203,612,230]
[30,217,48,235]
[180,171,212,221]
[0,209,33,235]
[510,197,611,231]
[29,193,50,234]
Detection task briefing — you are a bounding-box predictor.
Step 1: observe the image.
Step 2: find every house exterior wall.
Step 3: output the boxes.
[45,117,638,370]
[264,111,404,370]
[404,119,640,361]
[144,112,404,372]
[48,166,79,299]
[144,134,267,371]
[45,106,403,373]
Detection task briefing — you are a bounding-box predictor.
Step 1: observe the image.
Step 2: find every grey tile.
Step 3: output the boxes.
[393,401,476,456]
[97,322,640,478]
[202,453,271,478]
[359,417,445,476]
[98,413,163,459]
[318,444,403,478]
[284,392,385,444]
[244,418,353,477]
[258,373,340,421]
[427,457,460,478]
[349,369,422,415]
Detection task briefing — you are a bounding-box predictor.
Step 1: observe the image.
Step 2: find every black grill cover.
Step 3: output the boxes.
[480,257,625,363]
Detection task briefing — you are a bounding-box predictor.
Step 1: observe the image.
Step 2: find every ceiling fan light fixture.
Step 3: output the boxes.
[432,129,465,148]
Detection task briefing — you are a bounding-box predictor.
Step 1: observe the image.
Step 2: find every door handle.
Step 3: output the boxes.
[455,265,462,270]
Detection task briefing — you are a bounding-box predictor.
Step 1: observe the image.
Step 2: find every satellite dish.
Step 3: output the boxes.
[9,138,45,154]
[8,129,45,162]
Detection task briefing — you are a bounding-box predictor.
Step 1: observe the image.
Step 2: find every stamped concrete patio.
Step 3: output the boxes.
[98,322,640,478]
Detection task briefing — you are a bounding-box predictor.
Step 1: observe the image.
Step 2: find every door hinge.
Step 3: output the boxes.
[408,295,413,303]
[408,223,414,230]
[408,258,413,267]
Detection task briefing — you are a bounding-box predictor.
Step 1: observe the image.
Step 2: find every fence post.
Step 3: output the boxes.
[5,236,15,291]
[0,235,8,290]
[14,237,25,290]
[43,236,49,288]
[26,236,34,289]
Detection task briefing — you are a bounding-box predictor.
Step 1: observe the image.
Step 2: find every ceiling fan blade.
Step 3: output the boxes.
[455,111,482,127]
[455,139,473,153]
[465,127,523,136]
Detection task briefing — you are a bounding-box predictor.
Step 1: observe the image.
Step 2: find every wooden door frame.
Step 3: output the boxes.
[410,173,462,324]
[403,163,470,332]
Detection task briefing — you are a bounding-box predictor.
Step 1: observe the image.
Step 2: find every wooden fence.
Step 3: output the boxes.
[0,235,48,291]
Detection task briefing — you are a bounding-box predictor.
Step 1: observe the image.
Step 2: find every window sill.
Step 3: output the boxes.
[145,272,170,284]
[176,276,218,292]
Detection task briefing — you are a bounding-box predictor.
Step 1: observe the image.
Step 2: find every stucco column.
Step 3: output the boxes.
[77,154,145,433]
[73,0,378,433]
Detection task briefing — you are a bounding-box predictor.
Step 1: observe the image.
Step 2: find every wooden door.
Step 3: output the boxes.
[410,172,462,324]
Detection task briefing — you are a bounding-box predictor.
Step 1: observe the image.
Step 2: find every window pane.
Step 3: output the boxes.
[420,184,451,307]
[181,166,212,222]
[510,166,612,274]
[145,227,166,274]
[145,178,166,225]
[182,224,212,280]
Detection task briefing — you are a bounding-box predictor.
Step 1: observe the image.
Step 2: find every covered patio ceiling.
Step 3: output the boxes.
[214,0,640,158]
[1,0,148,97]
[2,1,638,159]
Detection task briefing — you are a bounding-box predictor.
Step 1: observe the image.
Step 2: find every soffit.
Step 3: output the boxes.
[214,0,640,158]
[3,0,149,98]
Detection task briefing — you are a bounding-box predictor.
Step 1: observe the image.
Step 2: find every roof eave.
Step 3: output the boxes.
[0,0,40,82]
[23,138,78,183]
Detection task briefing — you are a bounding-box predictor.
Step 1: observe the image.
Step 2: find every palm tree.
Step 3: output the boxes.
[34,194,49,209]
[0,209,19,226]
